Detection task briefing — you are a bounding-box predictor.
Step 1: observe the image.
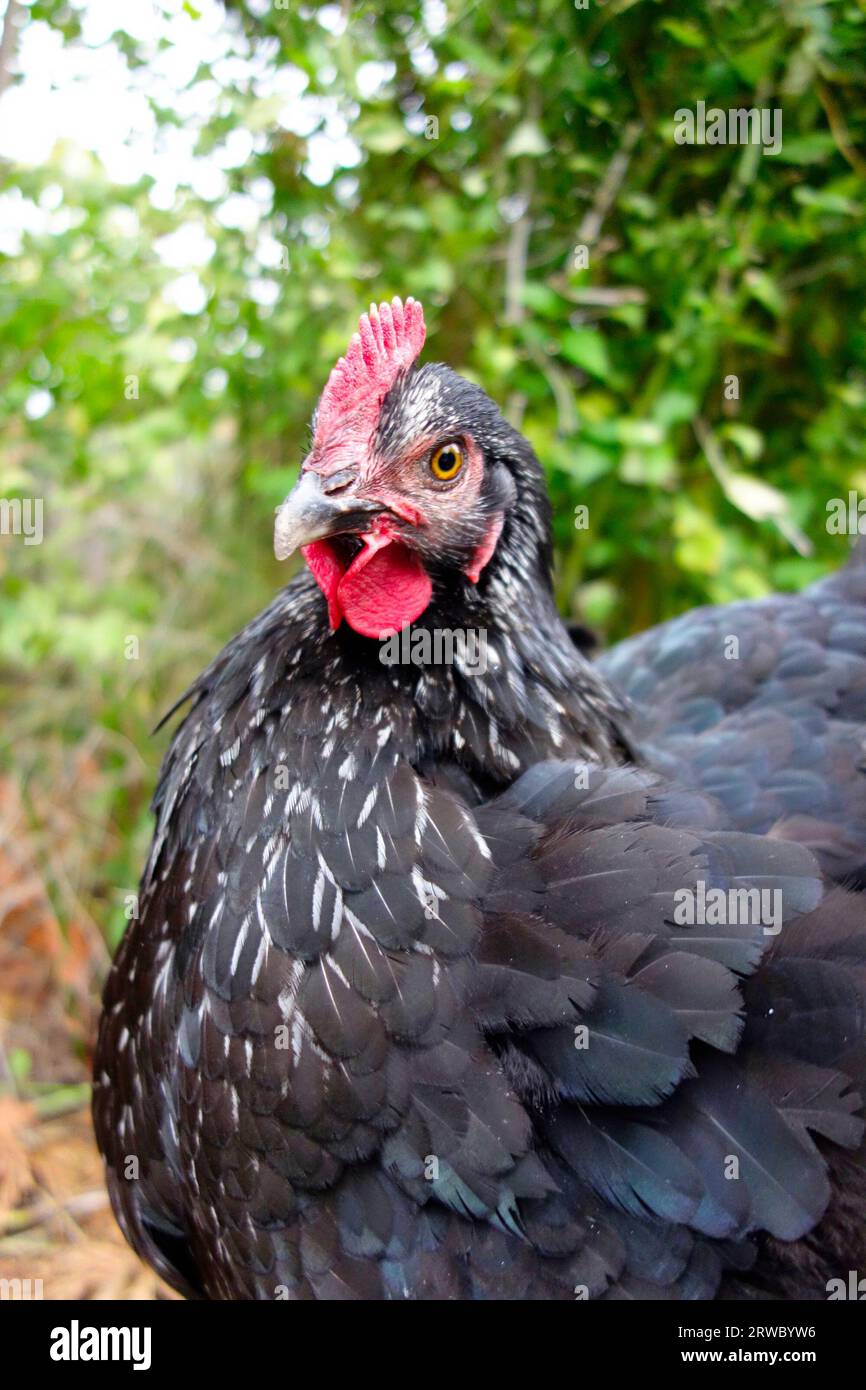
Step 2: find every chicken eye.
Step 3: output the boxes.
[430,442,464,481]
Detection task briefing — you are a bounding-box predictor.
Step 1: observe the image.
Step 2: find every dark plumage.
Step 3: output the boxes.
[93,298,866,1300]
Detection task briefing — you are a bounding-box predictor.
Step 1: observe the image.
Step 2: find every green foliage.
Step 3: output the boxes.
[1,0,865,937]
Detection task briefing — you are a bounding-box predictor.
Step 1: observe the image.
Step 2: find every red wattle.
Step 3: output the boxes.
[337,538,432,638]
[302,534,432,638]
[301,541,345,629]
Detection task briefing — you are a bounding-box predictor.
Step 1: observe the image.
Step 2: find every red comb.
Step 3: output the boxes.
[312,296,426,453]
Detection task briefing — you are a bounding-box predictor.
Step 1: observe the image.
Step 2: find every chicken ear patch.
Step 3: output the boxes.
[465,512,504,584]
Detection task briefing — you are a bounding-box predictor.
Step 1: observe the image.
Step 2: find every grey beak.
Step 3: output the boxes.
[273,470,381,562]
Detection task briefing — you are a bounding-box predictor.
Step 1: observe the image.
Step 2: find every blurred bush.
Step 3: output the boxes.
[1,0,865,946]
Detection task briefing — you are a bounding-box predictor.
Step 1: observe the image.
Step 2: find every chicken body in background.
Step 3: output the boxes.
[94,298,866,1300]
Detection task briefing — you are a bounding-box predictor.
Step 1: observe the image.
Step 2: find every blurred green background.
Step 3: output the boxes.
[1,0,865,957]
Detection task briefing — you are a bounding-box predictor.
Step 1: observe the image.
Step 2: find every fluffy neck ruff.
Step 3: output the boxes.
[285,518,631,790]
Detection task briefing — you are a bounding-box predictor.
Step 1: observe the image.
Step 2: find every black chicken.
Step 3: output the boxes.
[93,297,866,1300]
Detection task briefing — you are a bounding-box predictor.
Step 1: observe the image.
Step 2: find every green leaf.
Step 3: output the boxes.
[9,1049,32,1083]
[773,133,838,165]
[620,445,677,486]
[551,439,613,485]
[559,328,611,381]
[743,269,785,318]
[652,390,698,427]
[730,33,783,84]
[355,115,407,154]
[504,122,549,158]
[722,473,789,522]
[520,283,565,317]
[720,423,764,462]
[659,19,705,47]
[613,419,665,447]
